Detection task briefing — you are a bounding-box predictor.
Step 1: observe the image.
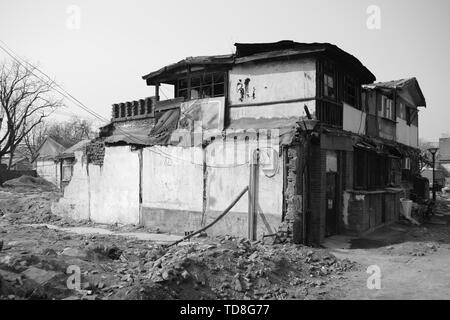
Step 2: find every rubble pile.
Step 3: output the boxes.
[0,184,358,300]
[137,236,357,300]
[0,228,357,300]
[0,189,62,225]
[3,176,57,192]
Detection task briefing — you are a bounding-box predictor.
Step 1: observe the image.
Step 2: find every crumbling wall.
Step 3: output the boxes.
[51,150,90,220]
[54,137,284,238]
[277,146,302,242]
[52,146,140,225]
[113,117,155,131]
[89,146,140,225]
[86,140,106,166]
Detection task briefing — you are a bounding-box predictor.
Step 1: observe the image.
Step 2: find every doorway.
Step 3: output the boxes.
[326,172,338,237]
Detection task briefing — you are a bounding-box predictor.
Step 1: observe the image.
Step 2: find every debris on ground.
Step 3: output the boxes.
[3,175,57,192]
[0,181,358,300]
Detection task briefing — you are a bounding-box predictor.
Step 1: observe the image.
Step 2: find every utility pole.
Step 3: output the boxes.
[248,148,259,241]
[428,147,439,201]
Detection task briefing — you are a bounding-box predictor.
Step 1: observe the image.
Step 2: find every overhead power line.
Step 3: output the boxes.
[0,39,251,168]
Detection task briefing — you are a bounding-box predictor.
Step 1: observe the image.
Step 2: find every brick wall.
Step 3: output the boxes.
[114,117,156,131]
[277,145,301,242]
[342,191,401,235]
[276,136,326,245]
[309,141,326,244]
[86,141,106,166]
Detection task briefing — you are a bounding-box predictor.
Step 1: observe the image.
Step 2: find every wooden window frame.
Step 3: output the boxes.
[344,76,358,108]
[175,71,226,100]
[354,148,391,190]
[380,95,395,121]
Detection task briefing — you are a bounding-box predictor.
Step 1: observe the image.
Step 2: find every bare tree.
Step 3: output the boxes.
[23,120,49,159]
[24,116,95,159]
[46,116,94,147]
[0,60,61,168]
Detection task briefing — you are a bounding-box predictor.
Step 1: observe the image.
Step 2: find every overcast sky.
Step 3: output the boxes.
[0,0,448,141]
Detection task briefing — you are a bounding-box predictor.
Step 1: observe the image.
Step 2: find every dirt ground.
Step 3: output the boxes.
[324,198,450,300]
[1,177,450,300]
[0,180,355,300]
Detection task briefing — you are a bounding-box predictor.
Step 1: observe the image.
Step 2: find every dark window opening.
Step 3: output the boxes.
[354,148,391,190]
[114,105,120,118]
[324,73,335,99]
[344,76,357,108]
[120,104,126,117]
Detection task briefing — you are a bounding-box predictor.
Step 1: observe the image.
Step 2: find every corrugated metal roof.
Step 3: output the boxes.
[363,77,426,107]
[142,54,235,83]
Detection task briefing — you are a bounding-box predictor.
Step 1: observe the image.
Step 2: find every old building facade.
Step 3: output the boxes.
[52,41,427,245]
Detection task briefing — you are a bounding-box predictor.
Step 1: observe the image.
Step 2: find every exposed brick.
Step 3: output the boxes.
[86,140,106,166]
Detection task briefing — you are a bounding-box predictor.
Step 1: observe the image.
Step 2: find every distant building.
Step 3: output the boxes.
[55,139,91,190]
[32,136,66,186]
[1,144,33,171]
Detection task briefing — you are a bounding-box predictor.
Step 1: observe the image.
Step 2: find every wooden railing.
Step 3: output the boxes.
[315,100,343,128]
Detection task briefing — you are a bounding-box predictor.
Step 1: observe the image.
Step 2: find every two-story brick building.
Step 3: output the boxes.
[53,41,427,245]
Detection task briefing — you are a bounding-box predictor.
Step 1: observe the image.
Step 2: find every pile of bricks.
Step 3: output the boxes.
[86,141,106,166]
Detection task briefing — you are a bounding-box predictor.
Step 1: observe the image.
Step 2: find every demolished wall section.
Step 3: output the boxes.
[52,146,140,225]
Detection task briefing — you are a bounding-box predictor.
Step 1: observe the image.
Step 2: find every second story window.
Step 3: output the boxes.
[380,95,394,121]
[324,73,335,99]
[398,102,405,119]
[344,76,357,107]
[177,78,188,100]
[176,72,225,100]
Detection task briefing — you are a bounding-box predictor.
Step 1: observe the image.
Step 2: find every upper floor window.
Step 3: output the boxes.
[176,72,225,100]
[344,76,357,107]
[398,102,405,119]
[380,95,394,121]
[324,73,335,99]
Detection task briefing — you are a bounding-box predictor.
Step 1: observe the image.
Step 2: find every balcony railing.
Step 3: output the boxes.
[315,100,343,128]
